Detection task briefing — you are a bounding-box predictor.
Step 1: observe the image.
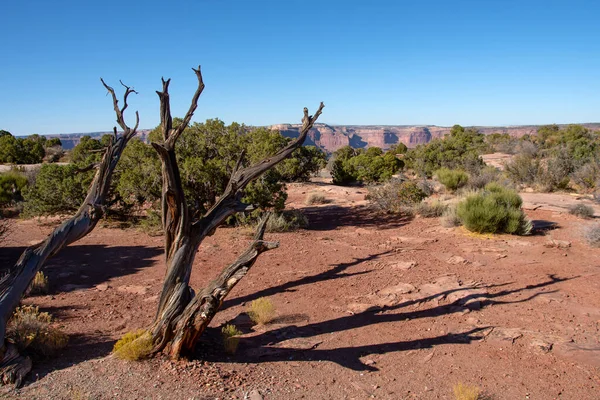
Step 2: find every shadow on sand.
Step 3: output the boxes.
[202,274,574,371]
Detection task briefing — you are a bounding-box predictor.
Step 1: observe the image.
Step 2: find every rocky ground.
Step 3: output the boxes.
[0,182,599,399]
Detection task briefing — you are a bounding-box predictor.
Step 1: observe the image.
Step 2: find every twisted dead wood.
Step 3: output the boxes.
[149,66,324,357]
[0,80,139,386]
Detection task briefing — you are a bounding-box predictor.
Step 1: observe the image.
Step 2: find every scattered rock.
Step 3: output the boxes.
[117,285,148,295]
[346,303,380,314]
[248,389,263,400]
[389,261,417,270]
[59,284,88,292]
[95,283,110,291]
[378,283,416,296]
[530,338,553,353]
[487,327,523,344]
[544,239,571,249]
[446,255,468,265]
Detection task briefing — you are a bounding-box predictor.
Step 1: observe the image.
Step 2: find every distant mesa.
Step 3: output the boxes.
[42,123,600,154]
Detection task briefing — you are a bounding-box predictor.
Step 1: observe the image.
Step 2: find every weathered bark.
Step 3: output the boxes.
[0,80,139,386]
[149,66,324,357]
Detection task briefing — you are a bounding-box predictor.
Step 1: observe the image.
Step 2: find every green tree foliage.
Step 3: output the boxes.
[0,171,28,206]
[504,124,600,192]
[22,164,92,216]
[330,145,404,185]
[405,125,486,178]
[0,132,48,164]
[118,119,326,218]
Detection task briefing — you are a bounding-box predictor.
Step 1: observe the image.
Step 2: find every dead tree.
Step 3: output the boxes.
[149,66,324,358]
[0,81,139,386]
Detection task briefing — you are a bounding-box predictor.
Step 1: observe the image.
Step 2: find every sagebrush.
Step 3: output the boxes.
[367,179,427,214]
[584,224,600,247]
[569,203,594,219]
[265,209,309,232]
[7,305,68,359]
[305,192,329,205]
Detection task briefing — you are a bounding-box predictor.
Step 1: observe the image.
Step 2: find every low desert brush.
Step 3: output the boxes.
[367,179,427,214]
[221,324,243,354]
[248,297,276,325]
[456,183,531,235]
[266,209,309,232]
[441,205,461,228]
[569,203,594,219]
[7,305,68,358]
[28,271,49,295]
[584,223,600,247]
[305,192,329,205]
[453,382,481,400]
[415,199,448,218]
[113,330,153,361]
[435,168,469,192]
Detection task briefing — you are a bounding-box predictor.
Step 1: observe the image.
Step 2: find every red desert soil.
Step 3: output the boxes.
[1,182,599,399]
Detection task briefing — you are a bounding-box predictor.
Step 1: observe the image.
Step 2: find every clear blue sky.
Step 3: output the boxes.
[1,0,599,135]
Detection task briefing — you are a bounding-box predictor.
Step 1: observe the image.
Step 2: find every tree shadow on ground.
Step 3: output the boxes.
[302,205,411,230]
[530,220,559,234]
[221,251,391,310]
[205,274,574,371]
[24,332,115,383]
[1,244,162,295]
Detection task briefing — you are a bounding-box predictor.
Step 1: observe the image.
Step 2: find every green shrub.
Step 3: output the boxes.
[7,305,68,359]
[248,297,276,325]
[113,330,153,361]
[435,168,469,192]
[265,209,308,232]
[456,184,531,235]
[221,324,243,355]
[569,204,595,219]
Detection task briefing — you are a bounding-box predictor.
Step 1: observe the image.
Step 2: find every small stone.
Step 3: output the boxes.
[446,255,468,265]
[96,283,110,291]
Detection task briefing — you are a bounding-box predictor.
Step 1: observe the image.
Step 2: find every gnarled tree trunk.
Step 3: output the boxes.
[148,66,324,358]
[0,81,139,386]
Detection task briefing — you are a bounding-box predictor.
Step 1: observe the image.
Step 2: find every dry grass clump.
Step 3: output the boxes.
[583,223,600,247]
[305,192,330,205]
[7,305,68,358]
[453,382,481,400]
[112,330,153,361]
[569,203,595,219]
[221,324,243,354]
[441,205,461,228]
[367,179,427,214]
[415,199,448,218]
[266,210,308,232]
[28,271,49,295]
[248,297,276,325]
